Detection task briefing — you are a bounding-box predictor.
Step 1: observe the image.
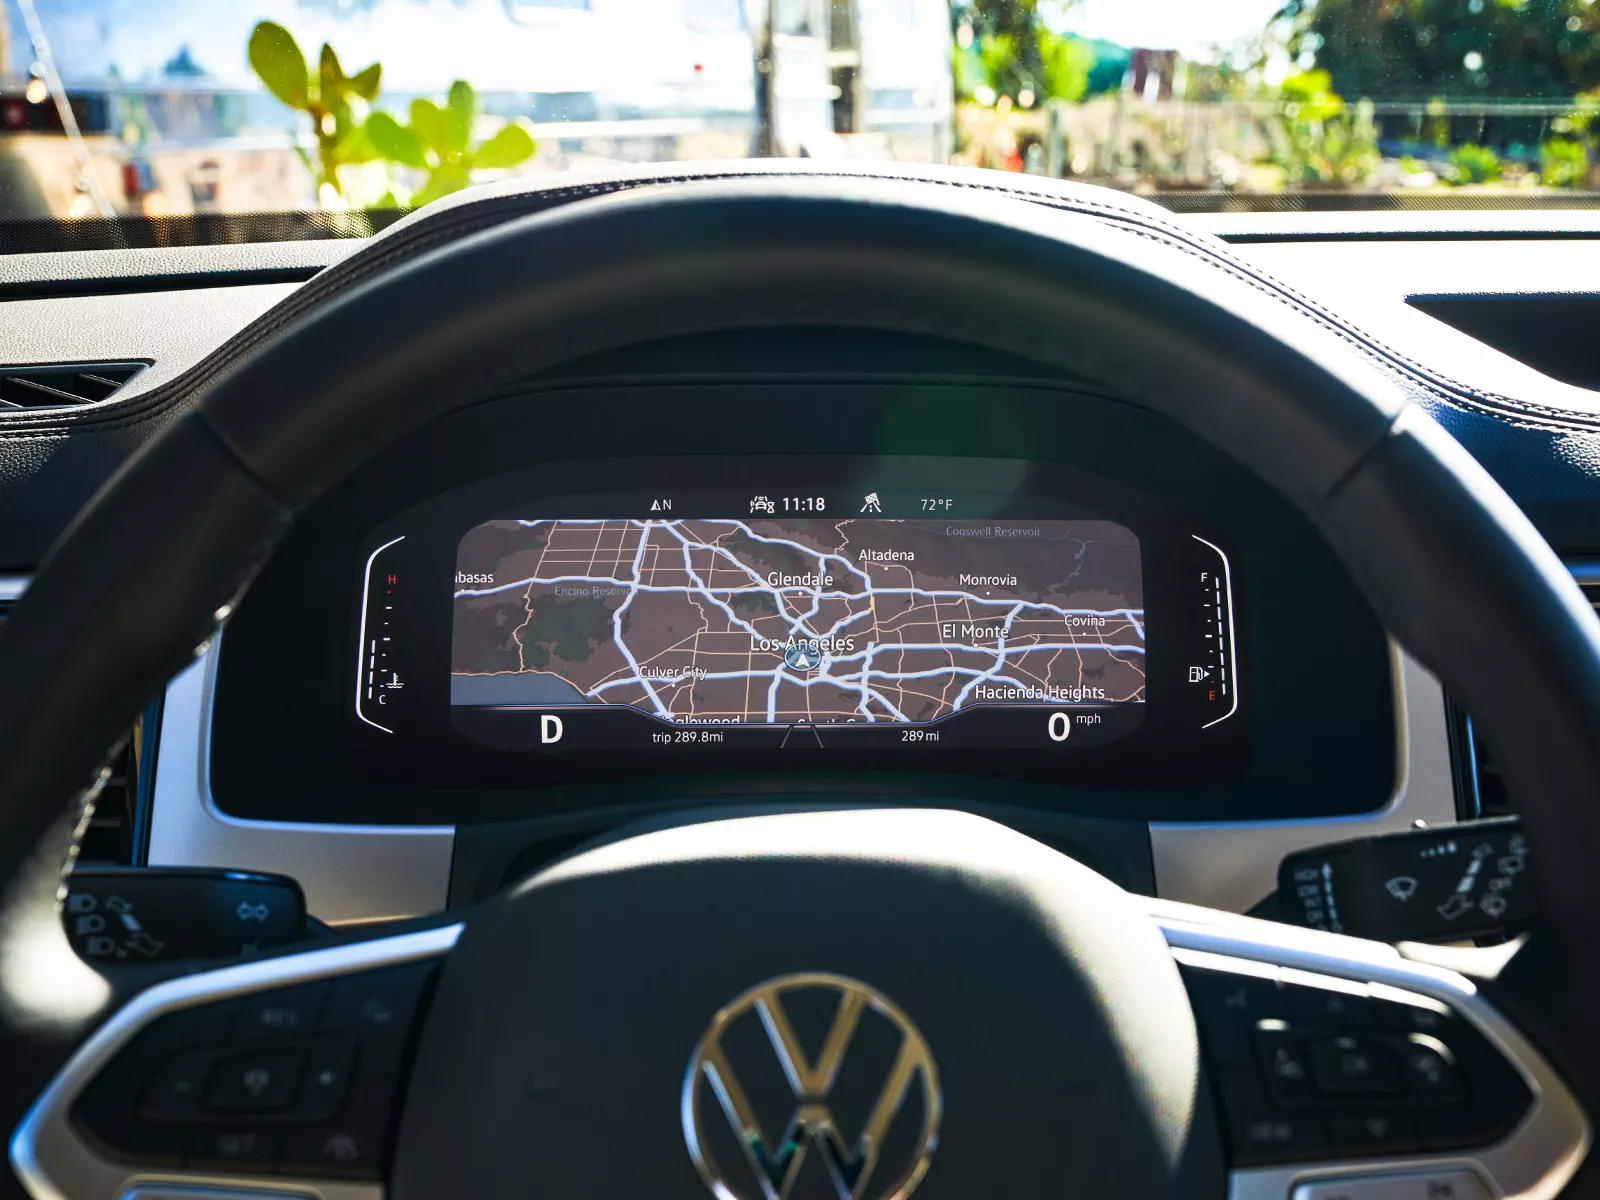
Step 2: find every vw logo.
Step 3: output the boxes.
[682,973,941,1200]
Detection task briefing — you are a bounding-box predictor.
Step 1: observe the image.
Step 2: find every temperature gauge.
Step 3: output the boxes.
[356,535,407,734]
[1189,534,1239,729]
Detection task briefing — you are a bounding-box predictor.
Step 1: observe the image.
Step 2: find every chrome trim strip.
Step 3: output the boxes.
[121,1187,315,1200]
[1149,644,1457,913]
[0,575,28,602]
[9,924,463,1200]
[147,645,455,927]
[1151,902,1590,1200]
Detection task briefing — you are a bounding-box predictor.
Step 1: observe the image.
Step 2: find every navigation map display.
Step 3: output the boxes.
[450,517,1145,726]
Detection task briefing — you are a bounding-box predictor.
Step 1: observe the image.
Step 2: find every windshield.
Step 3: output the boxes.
[2,0,1597,246]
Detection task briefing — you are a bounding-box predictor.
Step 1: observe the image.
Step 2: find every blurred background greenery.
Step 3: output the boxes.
[951,0,1600,194]
[7,0,1600,224]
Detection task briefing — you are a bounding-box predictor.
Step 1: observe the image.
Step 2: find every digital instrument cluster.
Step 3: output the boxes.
[347,456,1250,786]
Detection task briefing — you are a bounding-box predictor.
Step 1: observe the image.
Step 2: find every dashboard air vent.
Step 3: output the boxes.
[1447,560,1600,820]
[0,586,153,863]
[0,362,146,410]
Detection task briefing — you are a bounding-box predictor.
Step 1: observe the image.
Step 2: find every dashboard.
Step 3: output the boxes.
[13,174,1600,930]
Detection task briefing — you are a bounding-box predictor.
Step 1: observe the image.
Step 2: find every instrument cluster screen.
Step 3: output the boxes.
[351,457,1246,784]
[450,514,1149,749]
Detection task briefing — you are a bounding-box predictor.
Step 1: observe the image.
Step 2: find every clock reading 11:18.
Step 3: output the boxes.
[782,496,826,512]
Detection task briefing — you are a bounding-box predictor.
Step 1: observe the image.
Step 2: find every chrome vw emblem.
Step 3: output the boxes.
[682,973,941,1200]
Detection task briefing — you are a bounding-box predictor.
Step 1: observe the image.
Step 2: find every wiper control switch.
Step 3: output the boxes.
[1276,818,1532,942]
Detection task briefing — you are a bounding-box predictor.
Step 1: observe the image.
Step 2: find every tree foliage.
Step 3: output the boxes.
[953,0,1096,104]
[1273,68,1381,184]
[1276,0,1600,101]
[1037,28,1095,103]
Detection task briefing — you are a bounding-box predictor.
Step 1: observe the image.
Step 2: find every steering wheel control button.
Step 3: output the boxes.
[76,1119,187,1166]
[1327,1109,1419,1155]
[205,1048,305,1111]
[1216,1069,1329,1165]
[1182,964,1286,1065]
[321,960,432,1049]
[1373,996,1451,1036]
[137,1050,212,1123]
[1307,1035,1401,1096]
[231,982,329,1038]
[73,1011,235,1157]
[1289,1169,1492,1199]
[1289,985,1373,1029]
[276,1077,394,1178]
[187,1126,282,1169]
[277,1127,380,1178]
[115,1003,237,1063]
[1399,1038,1467,1105]
[296,1040,358,1121]
[1253,1029,1317,1107]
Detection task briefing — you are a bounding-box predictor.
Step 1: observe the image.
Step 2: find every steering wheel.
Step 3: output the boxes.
[2,172,1598,1200]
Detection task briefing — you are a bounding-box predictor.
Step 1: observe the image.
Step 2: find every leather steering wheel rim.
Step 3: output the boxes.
[3,172,1600,1194]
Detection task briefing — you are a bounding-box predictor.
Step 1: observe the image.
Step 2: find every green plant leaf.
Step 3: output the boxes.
[443,80,476,154]
[348,62,382,101]
[332,119,379,166]
[366,111,428,168]
[319,43,344,106]
[410,97,449,155]
[411,162,472,206]
[470,120,536,169]
[248,21,309,111]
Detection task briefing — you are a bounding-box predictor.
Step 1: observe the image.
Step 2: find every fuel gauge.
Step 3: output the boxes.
[1189,534,1239,729]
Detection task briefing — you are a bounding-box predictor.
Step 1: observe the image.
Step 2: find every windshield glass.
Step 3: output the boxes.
[2,0,1597,244]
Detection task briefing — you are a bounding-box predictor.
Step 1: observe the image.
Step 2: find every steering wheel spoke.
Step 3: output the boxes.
[1154,901,1588,1199]
[11,925,459,1200]
[9,829,1592,1200]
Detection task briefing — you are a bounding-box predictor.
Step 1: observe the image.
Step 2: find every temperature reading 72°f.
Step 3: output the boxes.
[356,535,406,734]
[1189,534,1239,730]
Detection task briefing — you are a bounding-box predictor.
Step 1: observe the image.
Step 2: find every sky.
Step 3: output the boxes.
[1057,0,1285,59]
